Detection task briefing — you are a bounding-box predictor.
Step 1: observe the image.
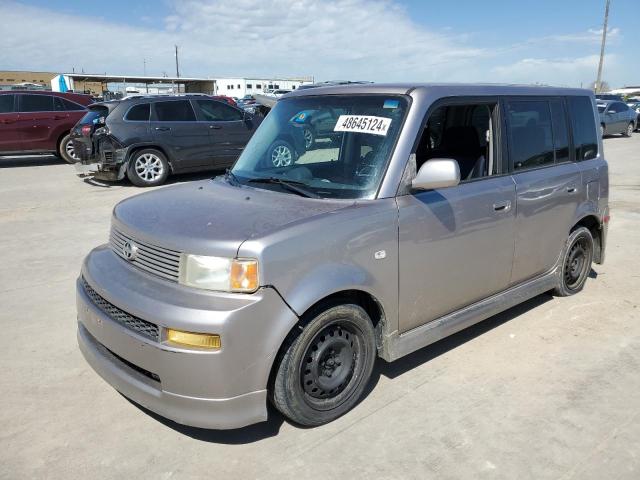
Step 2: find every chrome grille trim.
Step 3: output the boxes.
[81,278,160,342]
[110,227,181,282]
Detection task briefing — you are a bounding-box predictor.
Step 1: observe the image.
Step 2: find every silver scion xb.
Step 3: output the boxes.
[77,84,609,429]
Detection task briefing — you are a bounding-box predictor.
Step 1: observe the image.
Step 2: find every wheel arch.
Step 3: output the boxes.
[571,214,602,263]
[267,288,387,393]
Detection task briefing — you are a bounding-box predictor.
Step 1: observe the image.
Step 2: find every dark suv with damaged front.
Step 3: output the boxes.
[71,95,271,186]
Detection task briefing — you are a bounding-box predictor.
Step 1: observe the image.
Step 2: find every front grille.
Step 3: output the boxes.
[110,227,181,282]
[82,278,160,341]
[103,151,113,162]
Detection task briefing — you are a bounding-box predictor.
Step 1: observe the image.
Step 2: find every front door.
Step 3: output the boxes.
[398,178,516,332]
[193,99,254,167]
[150,99,211,171]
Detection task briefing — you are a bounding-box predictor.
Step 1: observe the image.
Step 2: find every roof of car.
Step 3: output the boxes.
[285,83,593,98]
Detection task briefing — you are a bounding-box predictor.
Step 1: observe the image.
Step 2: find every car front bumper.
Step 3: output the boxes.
[77,246,299,429]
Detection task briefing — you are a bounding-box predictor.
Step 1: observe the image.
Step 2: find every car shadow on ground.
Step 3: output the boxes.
[131,288,567,444]
[0,154,66,168]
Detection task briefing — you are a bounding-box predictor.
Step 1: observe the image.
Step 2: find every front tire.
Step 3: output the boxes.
[600,124,605,138]
[553,227,594,297]
[127,149,169,187]
[58,133,77,164]
[623,122,634,137]
[270,304,377,427]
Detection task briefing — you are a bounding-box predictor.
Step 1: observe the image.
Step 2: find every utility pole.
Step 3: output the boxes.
[174,45,180,79]
[595,0,610,93]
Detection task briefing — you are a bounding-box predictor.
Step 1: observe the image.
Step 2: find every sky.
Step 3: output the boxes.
[0,0,637,88]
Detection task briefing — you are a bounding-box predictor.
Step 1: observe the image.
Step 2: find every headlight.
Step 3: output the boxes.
[179,255,259,293]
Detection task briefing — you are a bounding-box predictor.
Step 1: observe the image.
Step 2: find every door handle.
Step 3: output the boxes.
[493,200,512,212]
[209,125,222,130]
[567,186,577,194]
[155,127,171,131]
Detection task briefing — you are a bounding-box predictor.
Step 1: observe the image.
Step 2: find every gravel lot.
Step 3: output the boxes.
[1,135,639,480]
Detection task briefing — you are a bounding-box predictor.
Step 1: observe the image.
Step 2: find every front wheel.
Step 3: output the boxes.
[270,304,377,426]
[623,122,634,137]
[553,227,594,297]
[600,124,605,138]
[58,133,78,163]
[127,149,169,187]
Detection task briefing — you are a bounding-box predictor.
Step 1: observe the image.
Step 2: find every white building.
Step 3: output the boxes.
[214,76,313,98]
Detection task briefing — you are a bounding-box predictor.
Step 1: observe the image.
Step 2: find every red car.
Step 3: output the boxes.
[0,90,93,162]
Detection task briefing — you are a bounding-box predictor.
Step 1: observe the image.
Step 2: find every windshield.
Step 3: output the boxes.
[597,105,606,113]
[231,95,409,199]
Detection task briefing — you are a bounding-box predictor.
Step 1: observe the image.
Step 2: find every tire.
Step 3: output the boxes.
[127,149,169,187]
[623,122,634,137]
[302,127,315,150]
[553,226,594,297]
[267,139,295,168]
[600,124,605,138]
[270,303,377,427]
[58,133,78,164]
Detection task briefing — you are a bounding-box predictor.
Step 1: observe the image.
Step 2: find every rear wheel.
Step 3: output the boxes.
[127,149,169,187]
[623,122,634,137]
[270,304,377,426]
[58,133,77,163]
[553,227,594,297]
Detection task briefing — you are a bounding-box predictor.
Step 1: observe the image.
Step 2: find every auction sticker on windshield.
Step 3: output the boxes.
[334,115,392,136]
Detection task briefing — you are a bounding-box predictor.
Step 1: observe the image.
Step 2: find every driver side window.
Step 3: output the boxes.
[415,102,498,182]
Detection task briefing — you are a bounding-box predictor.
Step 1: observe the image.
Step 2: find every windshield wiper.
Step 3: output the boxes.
[224,168,241,186]
[247,177,320,198]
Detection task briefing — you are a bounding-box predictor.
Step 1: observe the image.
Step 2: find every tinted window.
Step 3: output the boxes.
[568,97,598,161]
[78,106,109,125]
[20,94,54,112]
[0,94,15,113]
[196,100,243,121]
[125,103,150,121]
[613,102,628,113]
[507,100,554,171]
[550,99,569,163]
[154,100,196,122]
[54,96,84,111]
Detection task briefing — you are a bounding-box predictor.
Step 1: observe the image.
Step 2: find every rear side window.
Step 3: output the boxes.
[550,99,569,163]
[125,103,150,121]
[19,94,54,112]
[195,100,243,121]
[507,100,554,171]
[568,97,598,161]
[54,97,84,111]
[154,100,196,122]
[0,95,15,113]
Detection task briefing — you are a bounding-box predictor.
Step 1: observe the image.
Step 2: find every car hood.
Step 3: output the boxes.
[112,178,352,257]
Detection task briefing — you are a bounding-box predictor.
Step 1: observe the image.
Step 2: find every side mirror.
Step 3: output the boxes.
[412,158,460,191]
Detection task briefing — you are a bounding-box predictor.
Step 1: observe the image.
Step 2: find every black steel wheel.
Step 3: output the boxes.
[554,226,594,296]
[270,303,376,426]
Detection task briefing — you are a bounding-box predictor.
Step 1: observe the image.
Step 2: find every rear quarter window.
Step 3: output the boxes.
[568,97,598,161]
[125,103,150,121]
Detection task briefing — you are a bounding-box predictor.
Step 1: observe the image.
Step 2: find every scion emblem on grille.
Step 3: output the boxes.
[122,240,139,261]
